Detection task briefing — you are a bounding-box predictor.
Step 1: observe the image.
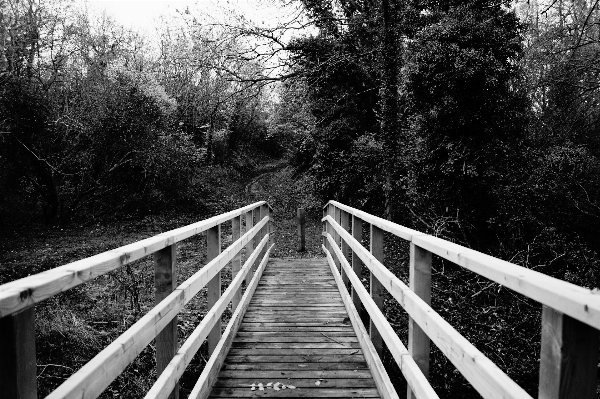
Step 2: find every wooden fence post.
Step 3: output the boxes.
[297,208,306,252]
[538,305,599,399]
[245,210,254,287]
[407,243,432,399]
[207,224,221,355]
[260,204,269,257]
[351,215,363,311]
[327,204,335,255]
[0,307,37,399]
[370,224,384,356]
[154,243,178,399]
[231,216,242,312]
[334,206,342,272]
[340,210,350,288]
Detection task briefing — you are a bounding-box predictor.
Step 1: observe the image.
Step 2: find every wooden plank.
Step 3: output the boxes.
[323,244,402,399]
[144,238,271,399]
[207,224,222,355]
[244,210,254,287]
[233,336,358,343]
[323,220,532,399]
[214,379,376,388]
[235,331,357,337]
[370,224,384,357]
[47,218,270,399]
[297,208,306,251]
[209,387,380,397]
[408,243,432,399]
[231,342,361,349]
[224,355,367,363]
[154,244,178,399]
[0,201,268,318]
[538,306,599,399]
[231,216,242,312]
[352,215,363,311]
[217,370,375,379]
[0,306,37,399]
[340,210,350,288]
[187,244,274,399]
[220,363,367,370]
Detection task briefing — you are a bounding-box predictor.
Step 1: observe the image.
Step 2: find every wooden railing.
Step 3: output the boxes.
[321,200,600,399]
[0,201,273,399]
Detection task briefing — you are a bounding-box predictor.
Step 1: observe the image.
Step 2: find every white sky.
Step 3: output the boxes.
[83,0,300,36]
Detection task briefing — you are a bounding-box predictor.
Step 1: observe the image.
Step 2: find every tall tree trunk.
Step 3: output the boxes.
[379,0,401,221]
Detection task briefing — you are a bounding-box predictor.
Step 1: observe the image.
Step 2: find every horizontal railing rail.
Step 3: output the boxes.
[322,200,599,399]
[0,201,273,399]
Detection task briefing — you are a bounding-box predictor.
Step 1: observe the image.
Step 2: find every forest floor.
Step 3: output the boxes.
[0,157,322,397]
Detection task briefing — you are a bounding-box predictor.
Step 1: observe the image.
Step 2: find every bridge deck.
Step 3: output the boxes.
[209,258,381,398]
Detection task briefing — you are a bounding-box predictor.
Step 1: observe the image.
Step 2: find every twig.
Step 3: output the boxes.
[320,332,349,347]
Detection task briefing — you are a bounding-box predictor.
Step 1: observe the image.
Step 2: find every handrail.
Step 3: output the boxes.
[326,200,600,330]
[0,201,268,317]
[322,200,600,399]
[0,202,273,399]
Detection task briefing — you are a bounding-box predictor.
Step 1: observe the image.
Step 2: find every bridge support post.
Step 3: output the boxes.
[407,243,432,399]
[0,306,37,399]
[538,305,599,399]
[231,216,242,312]
[207,224,221,355]
[351,215,363,312]
[297,208,306,252]
[340,210,350,289]
[370,224,384,357]
[334,207,342,273]
[260,204,269,255]
[326,204,335,260]
[154,243,179,399]
[245,210,254,287]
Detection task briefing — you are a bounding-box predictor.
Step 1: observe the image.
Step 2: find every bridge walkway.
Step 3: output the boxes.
[208,258,381,398]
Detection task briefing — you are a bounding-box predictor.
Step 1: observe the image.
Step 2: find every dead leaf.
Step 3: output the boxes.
[315,381,321,386]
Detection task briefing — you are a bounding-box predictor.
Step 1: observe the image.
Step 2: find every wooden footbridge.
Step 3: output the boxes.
[1,201,600,399]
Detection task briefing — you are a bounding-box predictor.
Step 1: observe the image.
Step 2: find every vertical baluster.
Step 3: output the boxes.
[231,216,242,312]
[0,307,37,399]
[538,306,599,399]
[154,243,178,399]
[340,210,350,288]
[260,204,269,254]
[370,224,384,356]
[407,243,432,399]
[327,204,335,253]
[297,208,306,252]
[244,210,254,287]
[334,207,342,272]
[207,224,221,355]
[351,215,363,311]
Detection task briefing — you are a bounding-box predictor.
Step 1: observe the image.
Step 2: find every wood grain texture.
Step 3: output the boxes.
[538,306,599,399]
[245,210,254,287]
[0,306,37,399]
[47,216,269,399]
[297,208,306,251]
[408,243,432,399]
[206,257,382,399]
[207,224,222,355]
[351,215,363,311]
[0,201,268,318]
[232,216,242,312]
[323,238,437,399]
[323,219,532,399]
[369,224,384,357]
[154,244,178,399]
[326,200,600,331]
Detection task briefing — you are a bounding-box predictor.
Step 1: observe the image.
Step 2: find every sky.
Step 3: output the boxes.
[83,0,300,37]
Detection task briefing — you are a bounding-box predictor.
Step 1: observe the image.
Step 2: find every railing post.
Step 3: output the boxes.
[269,206,273,246]
[407,243,432,399]
[370,224,384,356]
[260,203,269,252]
[351,215,363,311]
[0,307,37,399]
[327,204,335,255]
[340,210,350,288]
[244,210,254,287]
[207,224,221,355]
[538,306,599,399]
[297,208,306,252]
[334,206,342,272]
[154,243,178,399]
[231,216,242,312]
